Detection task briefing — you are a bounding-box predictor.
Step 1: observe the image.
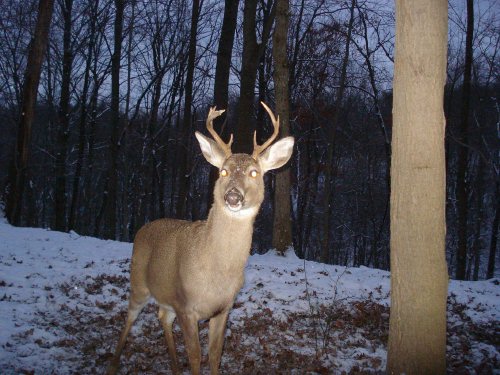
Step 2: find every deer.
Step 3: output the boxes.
[107,102,294,375]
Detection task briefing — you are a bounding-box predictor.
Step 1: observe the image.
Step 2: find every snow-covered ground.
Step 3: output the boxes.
[0,216,498,374]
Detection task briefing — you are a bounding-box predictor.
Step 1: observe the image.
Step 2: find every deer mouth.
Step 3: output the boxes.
[224,188,244,212]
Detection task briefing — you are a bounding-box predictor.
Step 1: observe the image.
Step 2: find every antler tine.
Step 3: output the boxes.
[206,106,232,157]
[252,101,280,159]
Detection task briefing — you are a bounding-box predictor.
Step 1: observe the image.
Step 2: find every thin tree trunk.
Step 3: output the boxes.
[235,0,258,153]
[121,0,135,239]
[148,74,163,223]
[487,182,499,279]
[319,0,355,264]
[355,6,391,251]
[160,66,183,217]
[387,0,448,373]
[176,0,201,219]
[6,0,55,225]
[272,0,292,255]
[455,0,474,280]
[124,0,135,120]
[99,0,124,239]
[206,0,240,215]
[471,157,484,280]
[55,0,73,232]
[235,0,275,153]
[69,0,98,231]
[86,68,100,233]
[170,76,185,216]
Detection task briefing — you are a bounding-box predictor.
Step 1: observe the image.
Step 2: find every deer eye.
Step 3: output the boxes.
[220,169,228,177]
[249,170,258,178]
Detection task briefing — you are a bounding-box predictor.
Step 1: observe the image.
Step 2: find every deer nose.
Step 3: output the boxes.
[224,188,244,207]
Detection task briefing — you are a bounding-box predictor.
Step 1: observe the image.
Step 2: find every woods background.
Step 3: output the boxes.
[0,0,498,280]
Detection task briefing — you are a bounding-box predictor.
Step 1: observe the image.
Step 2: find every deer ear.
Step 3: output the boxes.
[195,131,226,169]
[259,136,294,172]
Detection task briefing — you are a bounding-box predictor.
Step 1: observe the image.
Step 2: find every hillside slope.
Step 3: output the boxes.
[0,219,498,373]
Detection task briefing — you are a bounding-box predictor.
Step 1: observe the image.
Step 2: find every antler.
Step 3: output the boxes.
[252,101,280,159]
[206,106,233,157]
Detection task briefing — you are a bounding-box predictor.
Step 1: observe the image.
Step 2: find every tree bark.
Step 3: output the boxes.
[176,0,201,219]
[319,0,355,264]
[387,1,448,373]
[69,0,99,231]
[487,181,499,279]
[455,0,474,280]
[271,0,292,255]
[160,66,184,218]
[99,0,124,239]
[206,0,240,216]
[235,0,275,153]
[214,0,239,111]
[55,0,73,232]
[471,157,484,281]
[6,0,55,225]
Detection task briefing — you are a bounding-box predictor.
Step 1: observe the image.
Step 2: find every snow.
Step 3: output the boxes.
[0,217,498,373]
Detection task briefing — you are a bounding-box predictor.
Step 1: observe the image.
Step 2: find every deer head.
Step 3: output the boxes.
[195,102,295,218]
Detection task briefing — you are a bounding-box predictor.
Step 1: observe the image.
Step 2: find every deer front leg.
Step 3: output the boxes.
[208,309,230,375]
[177,312,201,375]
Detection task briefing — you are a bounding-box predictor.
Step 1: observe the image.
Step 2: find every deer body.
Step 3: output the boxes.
[108,103,294,375]
[135,206,254,320]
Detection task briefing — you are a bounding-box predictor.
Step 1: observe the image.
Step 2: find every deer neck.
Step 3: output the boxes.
[205,203,257,266]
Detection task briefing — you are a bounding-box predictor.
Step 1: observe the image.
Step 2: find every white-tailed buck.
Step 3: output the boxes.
[107,102,294,375]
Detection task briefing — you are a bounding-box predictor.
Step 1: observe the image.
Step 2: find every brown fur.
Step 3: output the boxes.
[107,105,294,375]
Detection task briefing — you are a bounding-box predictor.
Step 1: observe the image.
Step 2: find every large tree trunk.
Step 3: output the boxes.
[214,0,239,111]
[206,0,240,216]
[271,0,292,255]
[54,0,73,232]
[455,0,474,280]
[387,0,448,374]
[6,0,55,225]
[176,0,201,219]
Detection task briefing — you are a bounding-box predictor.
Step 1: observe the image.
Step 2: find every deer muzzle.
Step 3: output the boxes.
[224,188,244,211]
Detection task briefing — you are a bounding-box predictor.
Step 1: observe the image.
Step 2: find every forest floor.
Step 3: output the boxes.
[0,217,498,374]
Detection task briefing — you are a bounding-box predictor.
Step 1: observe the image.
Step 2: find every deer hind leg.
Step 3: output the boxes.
[177,312,201,375]
[158,305,180,374]
[107,289,150,375]
[208,309,230,375]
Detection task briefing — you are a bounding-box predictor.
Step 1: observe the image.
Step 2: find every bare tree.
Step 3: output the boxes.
[272,0,292,254]
[68,0,101,230]
[206,0,240,215]
[387,0,448,373]
[487,181,499,279]
[54,0,73,232]
[455,0,474,280]
[98,0,125,239]
[6,0,55,225]
[214,0,239,111]
[176,0,202,219]
[319,0,355,264]
[234,0,275,153]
